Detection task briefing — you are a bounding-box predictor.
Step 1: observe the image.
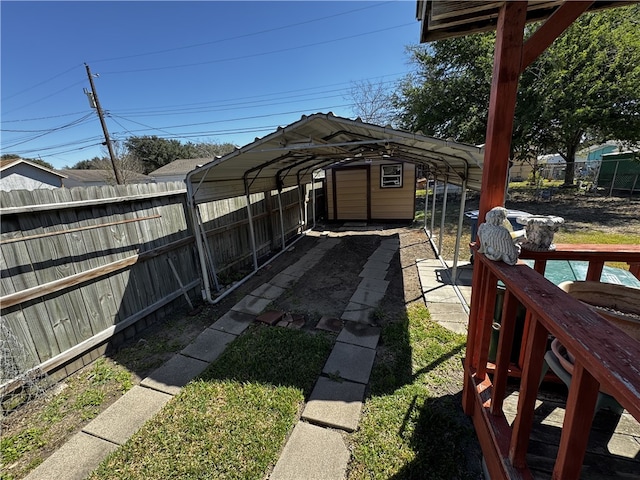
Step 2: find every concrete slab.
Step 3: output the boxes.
[302,377,365,432]
[337,323,380,350]
[340,302,376,324]
[280,264,308,278]
[209,310,254,335]
[429,310,470,325]
[426,302,468,316]
[269,272,299,288]
[315,238,341,250]
[357,277,390,294]
[367,250,396,263]
[140,354,209,395]
[316,316,343,332]
[423,287,460,303]
[181,328,236,363]
[349,287,386,307]
[231,295,271,315]
[379,239,400,250]
[250,283,286,300]
[358,265,388,280]
[437,321,468,335]
[269,422,350,480]
[323,342,376,384]
[298,252,326,265]
[362,259,390,271]
[83,386,171,445]
[24,431,118,480]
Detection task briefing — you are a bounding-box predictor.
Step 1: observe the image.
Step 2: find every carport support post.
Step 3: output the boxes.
[312,172,317,226]
[438,179,449,254]
[430,178,437,237]
[424,172,431,230]
[277,189,286,251]
[451,178,468,284]
[296,173,305,232]
[244,187,259,271]
[194,203,220,293]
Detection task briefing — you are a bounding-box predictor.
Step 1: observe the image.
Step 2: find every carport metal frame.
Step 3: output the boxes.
[185,113,484,304]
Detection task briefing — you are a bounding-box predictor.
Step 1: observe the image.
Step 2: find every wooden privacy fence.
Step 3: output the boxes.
[1,181,321,390]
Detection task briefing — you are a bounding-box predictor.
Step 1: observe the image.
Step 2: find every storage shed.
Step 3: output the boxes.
[325,159,416,221]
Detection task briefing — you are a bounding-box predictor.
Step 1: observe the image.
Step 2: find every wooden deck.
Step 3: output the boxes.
[503,382,640,479]
[463,244,640,479]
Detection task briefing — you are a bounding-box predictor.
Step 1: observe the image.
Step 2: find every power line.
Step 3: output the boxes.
[109,104,355,132]
[0,64,83,102]
[2,80,86,116]
[90,2,395,64]
[101,23,415,75]
[1,113,95,149]
[1,111,88,124]
[112,77,403,117]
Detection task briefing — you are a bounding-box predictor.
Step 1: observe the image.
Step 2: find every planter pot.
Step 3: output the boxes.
[517,215,564,251]
[551,281,640,396]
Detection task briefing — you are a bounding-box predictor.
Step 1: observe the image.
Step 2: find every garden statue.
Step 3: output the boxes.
[477,206,527,265]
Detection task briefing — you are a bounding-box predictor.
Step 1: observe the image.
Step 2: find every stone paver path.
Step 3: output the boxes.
[27,233,472,480]
[271,237,399,479]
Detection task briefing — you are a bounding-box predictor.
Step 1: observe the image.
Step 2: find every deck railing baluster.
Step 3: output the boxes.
[491,289,519,415]
[463,243,640,479]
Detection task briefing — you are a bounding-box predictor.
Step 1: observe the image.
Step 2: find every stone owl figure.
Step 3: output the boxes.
[477,207,522,265]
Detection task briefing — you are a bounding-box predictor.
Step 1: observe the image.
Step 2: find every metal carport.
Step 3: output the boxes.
[186,112,484,303]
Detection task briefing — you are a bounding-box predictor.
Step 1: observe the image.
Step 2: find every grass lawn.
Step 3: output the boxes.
[347,305,481,480]
[88,306,481,480]
[89,325,333,480]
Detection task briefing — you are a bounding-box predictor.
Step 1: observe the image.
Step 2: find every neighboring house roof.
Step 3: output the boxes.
[60,169,153,184]
[537,154,565,165]
[1,158,66,191]
[1,158,67,178]
[148,158,213,177]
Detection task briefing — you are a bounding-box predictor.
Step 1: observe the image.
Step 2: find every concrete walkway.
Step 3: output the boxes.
[25,233,470,480]
[416,258,473,335]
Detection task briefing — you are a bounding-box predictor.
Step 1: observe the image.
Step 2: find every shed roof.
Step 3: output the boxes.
[186,112,484,204]
[416,1,628,43]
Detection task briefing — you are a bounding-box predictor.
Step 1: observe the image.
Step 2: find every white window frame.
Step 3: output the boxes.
[380,164,403,188]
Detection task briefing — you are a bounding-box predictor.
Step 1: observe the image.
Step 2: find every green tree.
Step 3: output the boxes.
[124,136,194,173]
[394,5,640,186]
[68,157,106,169]
[123,137,235,174]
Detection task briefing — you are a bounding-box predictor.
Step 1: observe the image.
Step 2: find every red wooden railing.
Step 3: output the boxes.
[463,244,640,480]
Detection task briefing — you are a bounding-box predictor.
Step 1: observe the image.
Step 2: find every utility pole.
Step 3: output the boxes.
[84,63,123,185]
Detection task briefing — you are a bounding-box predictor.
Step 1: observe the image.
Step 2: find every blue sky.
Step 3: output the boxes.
[1,1,420,169]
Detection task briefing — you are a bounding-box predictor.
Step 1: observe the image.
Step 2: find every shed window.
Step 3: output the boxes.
[381,164,402,188]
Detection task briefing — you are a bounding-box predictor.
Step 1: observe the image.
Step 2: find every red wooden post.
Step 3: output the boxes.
[477,1,527,223]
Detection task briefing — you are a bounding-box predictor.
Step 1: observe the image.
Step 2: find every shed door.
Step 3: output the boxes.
[334,167,370,220]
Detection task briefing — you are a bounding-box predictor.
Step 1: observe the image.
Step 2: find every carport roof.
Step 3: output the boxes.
[186,112,484,204]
